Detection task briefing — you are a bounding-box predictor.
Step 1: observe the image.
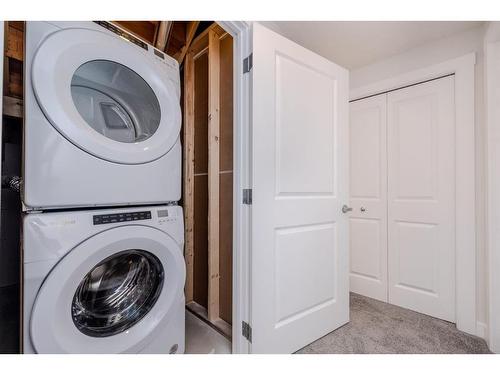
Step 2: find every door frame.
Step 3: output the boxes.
[216,21,252,354]
[350,53,477,336]
[485,37,500,354]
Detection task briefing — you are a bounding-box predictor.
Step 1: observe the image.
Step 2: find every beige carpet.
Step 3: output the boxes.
[298,293,490,354]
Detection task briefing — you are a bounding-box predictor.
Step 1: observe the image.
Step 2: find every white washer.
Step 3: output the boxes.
[23,205,185,354]
[24,21,182,210]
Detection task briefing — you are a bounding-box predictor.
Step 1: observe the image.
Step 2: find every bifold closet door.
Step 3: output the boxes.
[387,76,456,322]
[349,94,388,302]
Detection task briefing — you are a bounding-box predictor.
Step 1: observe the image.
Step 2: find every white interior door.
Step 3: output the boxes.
[349,94,388,302]
[251,23,349,353]
[387,76,456,322]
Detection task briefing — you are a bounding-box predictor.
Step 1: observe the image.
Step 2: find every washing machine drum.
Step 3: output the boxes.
[31,28,181,165]
[30,226,185,353]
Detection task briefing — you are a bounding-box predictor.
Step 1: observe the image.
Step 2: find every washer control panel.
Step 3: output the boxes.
[93,210,152,225]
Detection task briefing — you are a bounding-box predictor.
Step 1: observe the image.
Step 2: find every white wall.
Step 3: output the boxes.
[350,25,489,338]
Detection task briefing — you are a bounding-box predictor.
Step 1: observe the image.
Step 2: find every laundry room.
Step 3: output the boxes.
[0,20,238,355]
[1,4,500,361]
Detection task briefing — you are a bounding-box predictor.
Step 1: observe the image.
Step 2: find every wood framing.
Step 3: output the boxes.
[350,53,477,336]
[112,21,160,45]
[183,23,234,330]
[183,51,195,303]
[5,22,23,61]
[207,28,221,322]
[3,22,24,99]
[154,21,172,52]
[3,96,23,119]
[174,21,200,65]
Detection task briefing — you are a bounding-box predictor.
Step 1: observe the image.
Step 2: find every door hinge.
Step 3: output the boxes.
[242,321,252,342]
[243,189,252,205]
[243,53,253,74]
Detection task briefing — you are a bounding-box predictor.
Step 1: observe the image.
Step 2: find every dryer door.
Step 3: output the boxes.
[30,226,185,353]
[31,27,181,165]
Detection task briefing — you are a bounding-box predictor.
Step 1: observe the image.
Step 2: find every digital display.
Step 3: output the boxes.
[157,210,169,218]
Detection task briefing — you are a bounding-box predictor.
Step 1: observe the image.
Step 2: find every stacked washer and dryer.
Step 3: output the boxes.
[22,21,186,353]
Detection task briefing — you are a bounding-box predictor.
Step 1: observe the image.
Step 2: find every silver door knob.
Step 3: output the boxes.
[342,205,353,214]
[360,206,366,212]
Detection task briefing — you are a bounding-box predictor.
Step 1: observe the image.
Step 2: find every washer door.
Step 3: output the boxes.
[30,226,185,353]
[31,28,181,165]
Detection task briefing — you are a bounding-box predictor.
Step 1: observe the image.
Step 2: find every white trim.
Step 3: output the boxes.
[350,53,477,335]
[217,21,252,354]
[486,40,500,354]
[476,321,488,341]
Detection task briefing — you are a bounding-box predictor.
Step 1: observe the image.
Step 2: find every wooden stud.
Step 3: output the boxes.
[174,21,200,65]
[183,51,196,303]
[207,28,221,322]
[3,96,23,119]
[5,23,23,61]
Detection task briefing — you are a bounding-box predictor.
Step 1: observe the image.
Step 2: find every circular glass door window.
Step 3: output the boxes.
[72,250,164,337]
[70,60,161,143]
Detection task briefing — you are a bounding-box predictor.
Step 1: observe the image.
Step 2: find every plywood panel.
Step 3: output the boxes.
[194,52,209,174]
[219,172,233,324]
[193,174,209,308]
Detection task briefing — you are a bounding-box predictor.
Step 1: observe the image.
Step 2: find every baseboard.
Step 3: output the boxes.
[476,321,488,340]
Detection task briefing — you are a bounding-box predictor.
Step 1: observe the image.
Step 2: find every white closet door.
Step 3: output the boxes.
[387,76,455,322]
[251,23,349,353]
[349,94,388,302]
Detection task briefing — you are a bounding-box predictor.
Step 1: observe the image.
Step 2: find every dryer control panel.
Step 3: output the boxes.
[93,211,152,225]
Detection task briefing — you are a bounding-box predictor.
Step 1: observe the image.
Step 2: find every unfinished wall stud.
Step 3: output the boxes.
[207,28,221,322]
[183,51,196,303]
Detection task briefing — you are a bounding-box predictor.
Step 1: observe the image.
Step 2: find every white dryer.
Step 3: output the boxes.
[23,205,185,354]
[24,21,182,210]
